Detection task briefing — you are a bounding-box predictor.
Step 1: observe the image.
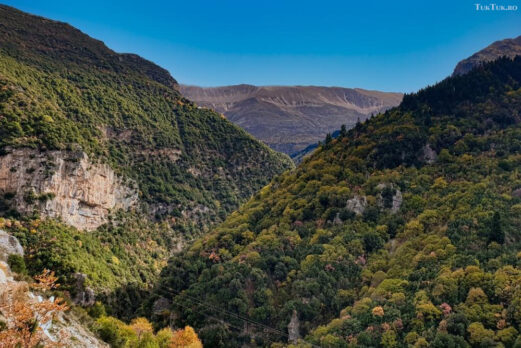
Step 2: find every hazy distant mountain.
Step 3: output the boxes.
[453,35,521,75]
[180,84,403,156]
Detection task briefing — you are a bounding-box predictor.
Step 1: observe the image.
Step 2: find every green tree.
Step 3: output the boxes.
[489,212,504,244]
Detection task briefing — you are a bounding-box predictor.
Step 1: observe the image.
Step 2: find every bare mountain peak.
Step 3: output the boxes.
[180,84,401,108]
[453,35,521,76]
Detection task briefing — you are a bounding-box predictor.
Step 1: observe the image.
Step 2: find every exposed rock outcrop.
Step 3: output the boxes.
[51,312,109,348]
[0,230,22,284]
[0,261,13,284]
[420,144,437,164]
[346,195,367,215]
[0,229,23,262]
[0,149,138,231]
[376,183,403,214]
[288,310,300,344]
[391,189,403,214]
[73,273,96,307]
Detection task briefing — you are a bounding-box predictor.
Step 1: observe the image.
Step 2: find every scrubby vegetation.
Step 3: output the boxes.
[0,269,69,347]
[0,215,177,320]
[148,56,521,347]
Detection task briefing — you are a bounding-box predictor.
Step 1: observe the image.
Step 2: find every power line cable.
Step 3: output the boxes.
[170,299,284,347]
[158,285,320,347]
[181,292,289,337]
[159,286,287,337]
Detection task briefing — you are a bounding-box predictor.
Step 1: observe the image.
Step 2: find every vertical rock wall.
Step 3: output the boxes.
[0,149,138,230]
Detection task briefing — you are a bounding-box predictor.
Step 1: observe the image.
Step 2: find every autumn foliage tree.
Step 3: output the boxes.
[0,269,69,347]
[96,315,203,348]
[170,326,203,348]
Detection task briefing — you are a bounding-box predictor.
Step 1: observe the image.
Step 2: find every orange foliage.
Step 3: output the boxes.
[130,317,154,339]
[169,326,203,348]
[0,269,69,347]
[372,306,385,317]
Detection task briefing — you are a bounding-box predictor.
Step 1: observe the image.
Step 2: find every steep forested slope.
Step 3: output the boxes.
[0,4,292,313]
[0,5,292,226]
[149,57,521,347]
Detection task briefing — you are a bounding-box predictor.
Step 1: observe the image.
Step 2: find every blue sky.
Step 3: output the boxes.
[3,0,520,92]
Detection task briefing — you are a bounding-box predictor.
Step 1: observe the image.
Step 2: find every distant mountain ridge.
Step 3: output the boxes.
[453,34,521,75]
[180,84,402,156]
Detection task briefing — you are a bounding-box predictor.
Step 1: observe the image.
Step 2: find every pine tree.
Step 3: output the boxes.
[340,124,347,138]
[325,133,332,144]
[489,211,505,244]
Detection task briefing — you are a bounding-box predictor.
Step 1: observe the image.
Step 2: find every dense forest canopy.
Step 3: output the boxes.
[148,56,521,347]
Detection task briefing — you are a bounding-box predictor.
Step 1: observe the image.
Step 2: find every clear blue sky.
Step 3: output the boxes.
[3,0,521,92]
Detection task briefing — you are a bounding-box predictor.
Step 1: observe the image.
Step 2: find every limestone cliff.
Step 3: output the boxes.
[0,149,138,231]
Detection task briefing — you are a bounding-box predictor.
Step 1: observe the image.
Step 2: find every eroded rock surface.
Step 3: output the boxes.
[288,310,300,344]
[346,195,367,215]
[420,144,437,164]
[0,229,23,262]
[0,149,138,231]
[73,273,96,307]
[376,183,403,214]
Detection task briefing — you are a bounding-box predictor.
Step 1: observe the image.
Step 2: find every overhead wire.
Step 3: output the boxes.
[170,295,287,347]
[157,285,321,347]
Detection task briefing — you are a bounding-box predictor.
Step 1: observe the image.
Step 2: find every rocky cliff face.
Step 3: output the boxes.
[0,149,138,231]
[0,229,23,262]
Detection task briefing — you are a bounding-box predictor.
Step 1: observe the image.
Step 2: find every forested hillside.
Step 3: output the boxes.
[0,4,292,314]
[0,5,292,227]
[149,56,521,347]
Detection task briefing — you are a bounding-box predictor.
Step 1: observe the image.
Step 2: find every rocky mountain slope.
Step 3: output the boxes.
[180,84,402,157]
[0,4,293,319]
[0,230,108,347]
[151,56,521,347]
[453,34,521,75]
